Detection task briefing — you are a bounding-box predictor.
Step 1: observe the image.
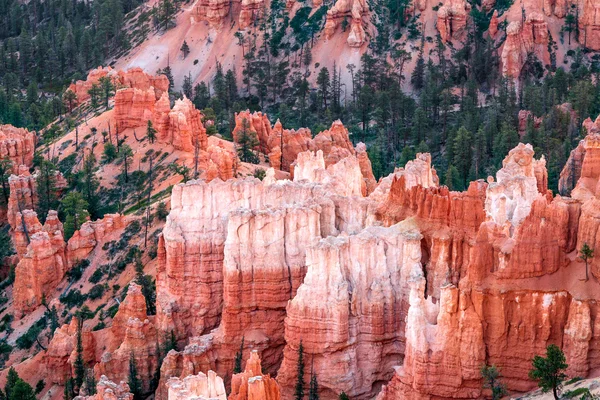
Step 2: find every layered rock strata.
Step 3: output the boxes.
[0,125,35,170]
[323,0,369,47]
[436,0,472,42]
[501,13,549,78]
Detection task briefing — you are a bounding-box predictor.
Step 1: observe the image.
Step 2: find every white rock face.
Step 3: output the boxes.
[166,371,226,400]
[485,143,544,228]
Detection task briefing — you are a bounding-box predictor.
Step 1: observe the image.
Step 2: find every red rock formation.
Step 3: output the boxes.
[75,375,134,400]
[193,0,231,27]
[518,109,542,137]
[377,281,594,399]
[44,316,97,385]
[232,111,273,152]
[166,370,226,400]
[560,121,600,198]
[66,214,124,267]
[157,177,339,343]
[13,210,67,317]
[231,113,377,192]
[7,170,37,245]
[579,0,600,50]
[488,10,498,37]
[239,0,264,28]
[277,224,422,399]
[68,66,113,104]
[323,0,368,47]
[229,351,281,400]
[113,90,208,153]
[94,284,159,394]
[159,97,208,153]
[44,284,152,387]
[544,0,568,17]
[114,88,158,132]
[0,125,35,170]
[501,13,549,78]
[266,120,312,172]
[116,67,169,99]
[436,0,472,42]
[203,145,238,182]
[69,67,168,104]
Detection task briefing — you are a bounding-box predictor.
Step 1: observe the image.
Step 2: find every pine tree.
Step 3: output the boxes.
[294,341,305,400]
[5,368,19,398]
[182,73,193,99]
[84,370,96,396]
[9,380,35,400]
[146,120,157,143]
[80,151,100,219]
[180,40,190,58]
[119,144,134,183]
[37,160,59,223]
[453,126,473,189]
[61,192,90,240]
[236,118,259,163]
[308,371,319,400]
[529,344,568,400]
[63,89,77,113]
[128,353,143,400]
[411,50,425,90]
[63,378,75,400]
[135,256,156,315]
[98,76,115,109]
[316,67,330,110]
[445,165,462,191]
[480,365,506,400]
[73,318,85,392]
[233,337,245,374]
[0,158,14,205]
[579,242,594,282]
[338,393,349,400]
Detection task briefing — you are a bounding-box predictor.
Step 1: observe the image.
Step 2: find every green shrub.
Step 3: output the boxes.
[60,289,88,309]
[35,380,45,394]
[92,322,106,331]
[76,305,95,320]
[16,317,47,349]
[107,304,120,319]
[88,284,105,300]
[66,259,91,282]
[89,268,105,284]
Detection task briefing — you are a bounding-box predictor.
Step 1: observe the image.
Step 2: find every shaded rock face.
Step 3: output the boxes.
[230,351,281,400]
[436,0,472,42]
[68,67,168,104]
[501,13,549,78]
[0,125,35,171]
[323,0,369,47]
[560,116,600,199]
